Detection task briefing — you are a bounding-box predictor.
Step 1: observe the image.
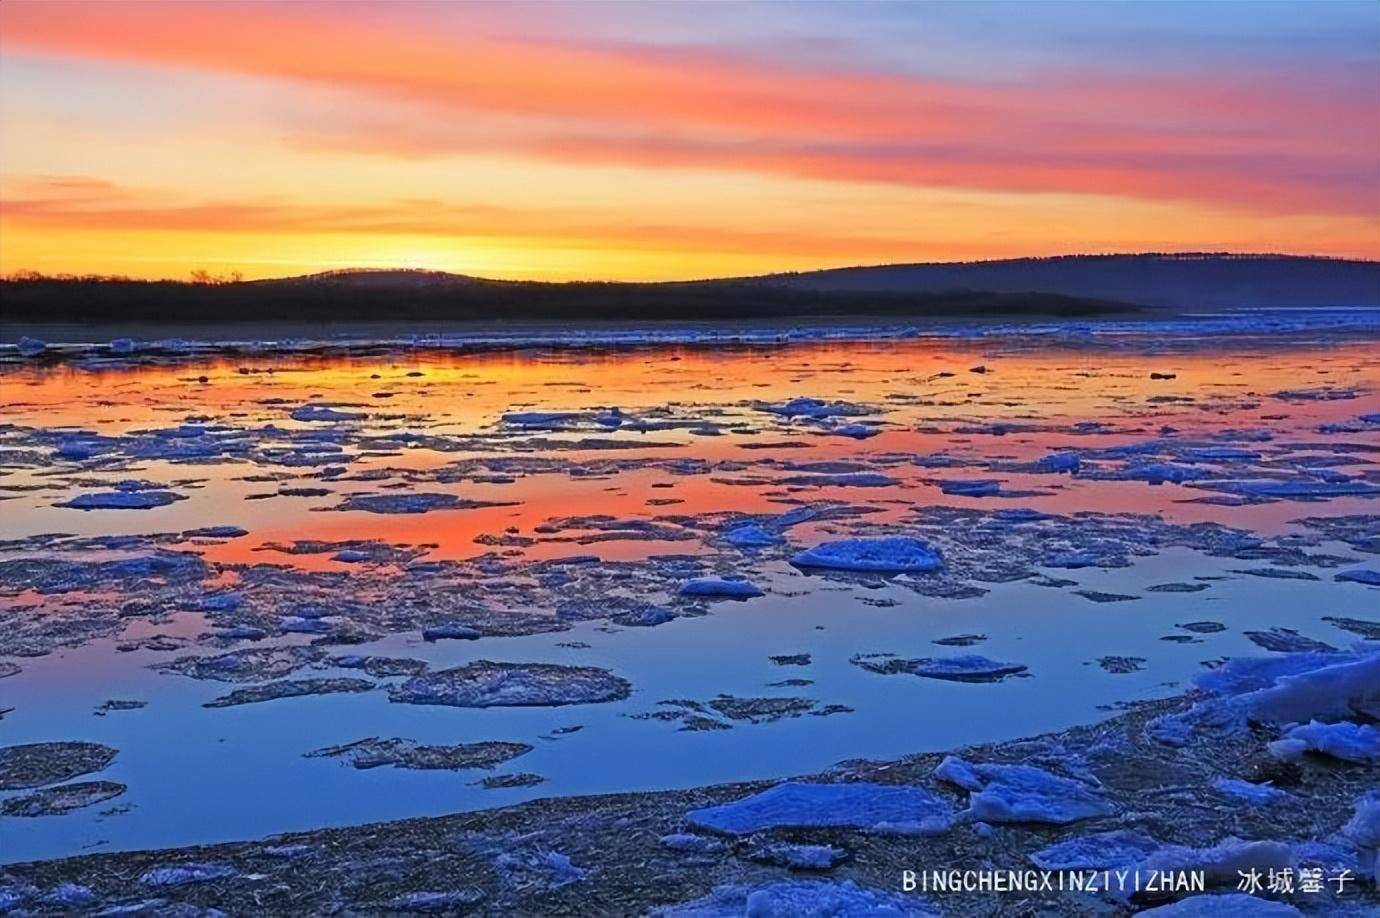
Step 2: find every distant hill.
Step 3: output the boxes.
[0,270,1132,323]
[747,253,1380,310]
[248,268,491,291]
[3,254,1376,324]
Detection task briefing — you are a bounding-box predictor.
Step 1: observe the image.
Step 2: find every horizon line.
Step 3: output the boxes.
[5,250,1377,287]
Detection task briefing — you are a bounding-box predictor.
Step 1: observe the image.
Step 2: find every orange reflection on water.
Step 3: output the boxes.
[3,337,1378,568]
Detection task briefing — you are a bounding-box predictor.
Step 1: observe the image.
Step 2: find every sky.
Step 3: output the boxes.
[0,0,1376,282]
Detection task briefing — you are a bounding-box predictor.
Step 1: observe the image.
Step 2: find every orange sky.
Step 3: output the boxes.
[1,1,1376,281]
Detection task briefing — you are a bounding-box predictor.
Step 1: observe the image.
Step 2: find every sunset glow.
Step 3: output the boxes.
[1,0,1377,280]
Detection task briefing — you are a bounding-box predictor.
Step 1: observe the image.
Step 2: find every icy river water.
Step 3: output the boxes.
[1,313,1378,863]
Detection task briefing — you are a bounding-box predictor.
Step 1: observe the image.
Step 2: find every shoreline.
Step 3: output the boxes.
[3,307,1379,358]
[4,689,1376,915]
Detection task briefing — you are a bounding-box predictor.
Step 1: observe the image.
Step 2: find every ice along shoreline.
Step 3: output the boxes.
[2,646,1376,916]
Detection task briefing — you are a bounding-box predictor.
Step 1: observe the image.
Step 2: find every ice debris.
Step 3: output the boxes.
[678,577,764,599]
[686,781,953,837]
[1342,793,1380,852]
[1267,720,1380,763]
[747,841,848,870]
[203,677,375,708]
[755,397,871,419]
[421,622,482,642]
[305,737,531,771]
[1029,829,1161,869]
[1147,647,1380,747]
[1210,777,1285,806]
[139,863,237,887]
[290,404,364,423]
[722,523,782,547]
[651,880,936,917]
[1243,628,1337,654]
[1136,837,1294,887]
[659,833,725,854]
[935,756,1113,824]
[0,741,118,790]
[1138,893,1301,916]
[853,654,1027,683]
[57,490,184,510]
[389,660,631,708]
[386,889,487,912]
[791,537,943,573]
[830,423,879,440]
[0,780,126,817]
[336,492,513,514]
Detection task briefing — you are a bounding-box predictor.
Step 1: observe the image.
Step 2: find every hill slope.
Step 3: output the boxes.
[4,254,1376,323]
[0,273,1130,323]
[749,253,1380,309]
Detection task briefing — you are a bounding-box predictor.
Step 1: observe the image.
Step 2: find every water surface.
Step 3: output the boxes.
[2,320,1377,861]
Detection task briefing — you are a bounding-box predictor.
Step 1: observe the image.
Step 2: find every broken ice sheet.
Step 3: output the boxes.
[935,755,1114,824]
[333,492,516,514]
[791,536,943,573]
[1,781,127,817]
[305,738,532,771]
[634,695,851,730]
[852,653,1028,683]
[203,677,376,708]
[1267,720,1380,763]
[389,661,631,708]
[0,742,118,790]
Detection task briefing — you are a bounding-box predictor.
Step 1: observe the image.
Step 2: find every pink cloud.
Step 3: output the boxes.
[2,1,1376,217]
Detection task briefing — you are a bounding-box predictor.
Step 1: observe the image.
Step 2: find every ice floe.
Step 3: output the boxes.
[935,755,1113,824]
[721,523,782,548]
[678,577,764,599]
[635,695,850,730]
[853,654,1027,683]
[389,661,631,708]
[57,490,185,510]
[335,492,514,514]
[305,737,531,771]
[0,742,118,790]
[203,677,376,708]
[290,404,364,423]
[0,781,126,817]
[791,537,942,573]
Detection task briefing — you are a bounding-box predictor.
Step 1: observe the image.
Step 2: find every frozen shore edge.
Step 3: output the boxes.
[4,686,1376,916]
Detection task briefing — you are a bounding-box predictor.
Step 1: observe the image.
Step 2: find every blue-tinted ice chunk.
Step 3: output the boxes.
[679,578,764,600]
[686,781,953,836]
[792,537,942,573]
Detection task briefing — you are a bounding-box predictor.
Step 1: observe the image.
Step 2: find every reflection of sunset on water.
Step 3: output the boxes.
[5,338,1377,571]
